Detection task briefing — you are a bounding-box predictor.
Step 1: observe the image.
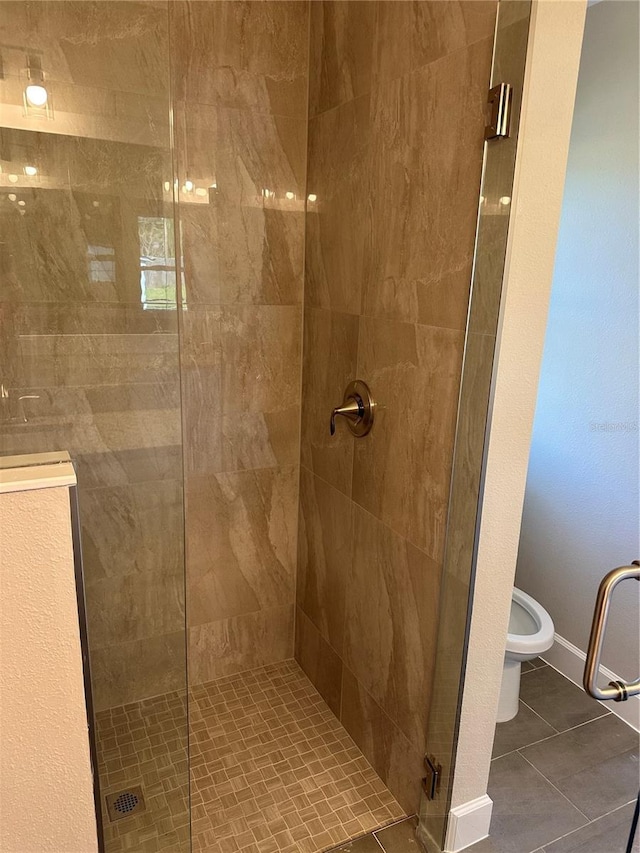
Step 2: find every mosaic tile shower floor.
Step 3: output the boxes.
[96,660,406,853]
[96,690,190,852]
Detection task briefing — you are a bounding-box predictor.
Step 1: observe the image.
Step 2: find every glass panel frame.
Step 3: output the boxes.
[418,3,533,849]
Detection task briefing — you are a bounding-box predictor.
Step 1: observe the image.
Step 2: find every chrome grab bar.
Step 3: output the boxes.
[583,563,640,702]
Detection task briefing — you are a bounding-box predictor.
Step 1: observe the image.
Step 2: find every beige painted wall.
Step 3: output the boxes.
[0,478,98,853]
[449,0,587,820]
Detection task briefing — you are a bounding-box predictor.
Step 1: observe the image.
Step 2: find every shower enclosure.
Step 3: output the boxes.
[0,2,530,851]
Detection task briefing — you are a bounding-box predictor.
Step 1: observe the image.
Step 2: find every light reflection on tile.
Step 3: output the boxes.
[175,102,307,307]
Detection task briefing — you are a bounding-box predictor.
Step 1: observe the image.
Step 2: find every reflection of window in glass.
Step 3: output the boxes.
[87,245,115,283]
[138,216,183,310]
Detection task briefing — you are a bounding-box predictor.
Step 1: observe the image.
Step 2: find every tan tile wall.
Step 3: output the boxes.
[295,0,498,814]
[170,1,310,684]
[1,1,497,761]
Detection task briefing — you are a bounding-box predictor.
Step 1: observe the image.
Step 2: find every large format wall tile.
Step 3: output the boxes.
[296,0,495,813]
[297,466,351,654]
[305,96,372,315]
[0,129,170,305]
[0,1,170,102]
[220,407,300,473]
[172,2,308,686]
[374,1,496,84]
[1,186,93,304]
[341,666,425,815]
[344,506,440,751]
[0,385,181,474]
[294,606,343,717]
[171,1,309,117]
[353,316,464,561]
[188,605,294,684]
[175,102,306,306]
[186,467,298,627]
[180,306,223,476]
[364,41,492,328]
[220,305,302,415]
[85,571,185,649]
[10,329,179,389]
[180,305,301,477]
[300,307,359,496]
[175,99,307,204]
[73,446,182,490]
[80,480,184,581]
[66,134,170,198]
[177,203,305,308]
[308,1,377,117]
[91,630,187,712]
[1,302,178,340]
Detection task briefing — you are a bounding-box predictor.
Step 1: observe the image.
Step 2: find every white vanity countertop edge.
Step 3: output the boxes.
[0,461,77,494]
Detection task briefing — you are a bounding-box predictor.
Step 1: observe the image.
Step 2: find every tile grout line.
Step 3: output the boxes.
[550,710,612,733]
[492,701,613,760]
[372,815,419,849]
[519,705,613,742]
[518,751,591,823]
[518,697,561,732]
[531,798,639,852]
[372,832,387,851]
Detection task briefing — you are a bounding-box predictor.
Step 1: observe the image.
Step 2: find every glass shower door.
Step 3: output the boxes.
[418,2,533,849]
[0,3,189,851]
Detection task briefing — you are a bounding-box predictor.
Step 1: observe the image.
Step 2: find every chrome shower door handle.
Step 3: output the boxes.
[583,562,640,702]
[329,380,375,437]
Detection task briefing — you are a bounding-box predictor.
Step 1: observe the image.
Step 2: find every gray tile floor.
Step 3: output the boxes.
[470,662,639,853]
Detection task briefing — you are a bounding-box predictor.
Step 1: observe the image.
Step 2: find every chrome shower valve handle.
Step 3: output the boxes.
[329,380,375,437]
[330,397,363,436]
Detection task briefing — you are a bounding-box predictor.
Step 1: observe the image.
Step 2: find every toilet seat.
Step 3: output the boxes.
[506,587,555,658]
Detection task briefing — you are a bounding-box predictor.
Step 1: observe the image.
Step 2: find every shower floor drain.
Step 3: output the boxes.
[105,786,146,822]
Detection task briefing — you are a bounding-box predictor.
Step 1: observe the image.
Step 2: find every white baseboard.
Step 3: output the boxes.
[542,633,639,732]
[443,795,493,852]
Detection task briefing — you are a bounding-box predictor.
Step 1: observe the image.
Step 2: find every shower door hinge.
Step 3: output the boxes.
[422,755,442,801]
[485,82,513,140]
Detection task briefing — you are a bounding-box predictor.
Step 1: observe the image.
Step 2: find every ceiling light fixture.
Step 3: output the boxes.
[24,165,37,176]
[25,82,48,107]
[24,55,50,113]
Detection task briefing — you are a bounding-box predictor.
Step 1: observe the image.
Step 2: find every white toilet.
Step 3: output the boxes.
[498,587,555,722]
